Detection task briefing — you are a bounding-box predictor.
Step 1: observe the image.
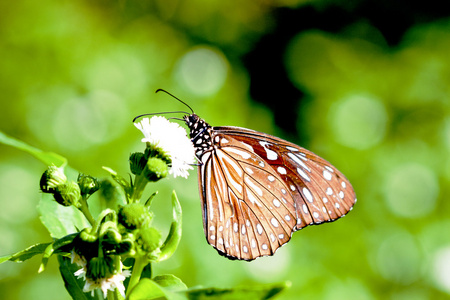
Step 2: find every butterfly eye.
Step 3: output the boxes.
[186,115,356,261]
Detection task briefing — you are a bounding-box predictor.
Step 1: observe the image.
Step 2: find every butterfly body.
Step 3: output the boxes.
[184,113,356,261]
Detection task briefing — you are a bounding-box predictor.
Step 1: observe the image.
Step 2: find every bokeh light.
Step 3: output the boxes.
[175,46,229,97]
[329,94,388,149]
[383,162,439,218]
[432,246,450,293]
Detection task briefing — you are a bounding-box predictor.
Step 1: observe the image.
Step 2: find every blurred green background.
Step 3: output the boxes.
[1,0,450,299]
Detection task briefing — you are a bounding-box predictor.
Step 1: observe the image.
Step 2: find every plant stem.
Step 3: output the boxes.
[126,256,148,297]
[131,174,148,203]
[78,198,95,226]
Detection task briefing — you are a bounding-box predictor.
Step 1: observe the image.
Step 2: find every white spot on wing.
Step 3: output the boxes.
[303,187,313,203]
[325,166,334,172]
[297,167,311,181]
[323,170,332,181]
[288,153,311,172]
[277,167,287,175]
[270,233,275,242]
[271,218,279,227]
[259,141,278,160]
[273,199,281,207]
[256,223,263,235]
[302,204,308,214]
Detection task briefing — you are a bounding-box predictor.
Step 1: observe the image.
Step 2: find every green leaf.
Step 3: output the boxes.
[0,243,51,264]
[102,166,133,200]
[153,274,188,292]
[38,193,91,239]
[182,282,290,300]
[58,255,98,300]
[0,130,67,167]
[39,233,78,272]
[128,278,187,300]
[157,191,182,262]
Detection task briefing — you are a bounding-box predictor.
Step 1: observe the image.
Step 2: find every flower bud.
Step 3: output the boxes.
[144,145,171,165]
[40,165,67,193]
[137,227,162,255]
[118,203,153,230]
[73,228,100,262]
[53,181,81,207]
[129,152,147,175]
[77,174,100,196]
[85,255,120,281]
[143,157,168,182]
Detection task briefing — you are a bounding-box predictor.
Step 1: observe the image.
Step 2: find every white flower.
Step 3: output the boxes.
[75,262,131,298]
[70,250,86,267]
[134,116,196,178]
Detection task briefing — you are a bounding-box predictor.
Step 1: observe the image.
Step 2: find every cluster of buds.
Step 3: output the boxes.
[40,166,99,207]
[71,225,133,297]
[36,116,193,298]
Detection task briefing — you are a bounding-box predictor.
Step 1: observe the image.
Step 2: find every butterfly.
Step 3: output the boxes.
[146,90,357,261]
[183,117,356,261]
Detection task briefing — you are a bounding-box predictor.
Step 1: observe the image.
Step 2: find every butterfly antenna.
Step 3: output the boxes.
[156,89,194,114]
[132,111,188,122]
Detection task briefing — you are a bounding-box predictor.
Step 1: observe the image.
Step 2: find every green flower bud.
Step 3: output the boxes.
[118,203,153,230]
[102,230,133,256]
[77,174,100,196]
[40,165,67,193]
[137,227,162,255]
[144,145,171,165]
[143,157,168,182]
[85,255,120,280]
[129,152,147,175]
[73,229,99,261]
[53,181,81,207]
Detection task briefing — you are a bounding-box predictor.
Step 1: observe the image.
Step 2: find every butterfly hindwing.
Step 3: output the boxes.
[198,133,297,260]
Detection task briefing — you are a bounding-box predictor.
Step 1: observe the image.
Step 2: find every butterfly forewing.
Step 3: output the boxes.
[186,114,356,261]
[212,127,356,231]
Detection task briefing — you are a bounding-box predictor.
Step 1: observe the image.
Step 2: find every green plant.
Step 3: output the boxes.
[0,117,288,300]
